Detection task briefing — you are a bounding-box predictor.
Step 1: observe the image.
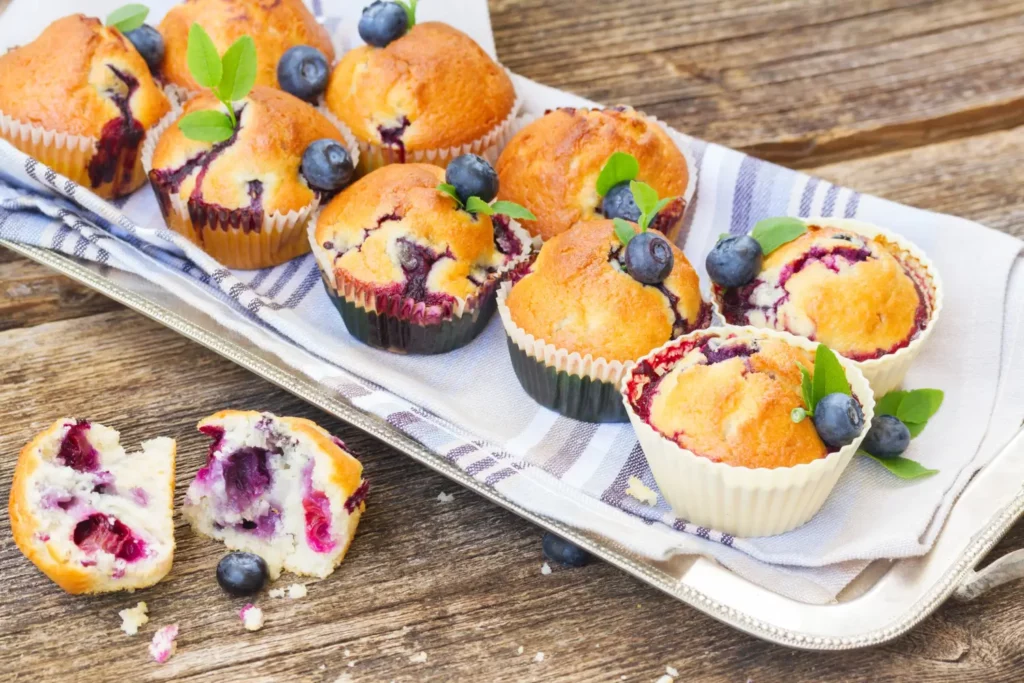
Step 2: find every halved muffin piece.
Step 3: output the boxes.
[183,411,367,579]
[9,419,176,594]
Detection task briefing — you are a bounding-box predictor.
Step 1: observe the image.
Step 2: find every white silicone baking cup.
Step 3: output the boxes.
[622,325,875,538]
[710,217,943,398]
[504,107,699,242]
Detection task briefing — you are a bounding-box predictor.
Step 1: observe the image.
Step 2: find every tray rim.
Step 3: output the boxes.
[5,238,1024,651]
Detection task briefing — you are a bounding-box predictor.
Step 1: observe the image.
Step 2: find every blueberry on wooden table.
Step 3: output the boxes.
[301,139,355,194]
[542,532,591,567]
[812,393,864,449]
[124,25,164,74]
[862,414,911,458]
[277,45,330,103]
[706,235,763,288]
[601,181,642,222]
[359,1,410,48]
[625,231,674,284]
[446,154,499,205]
[216,552,269,597]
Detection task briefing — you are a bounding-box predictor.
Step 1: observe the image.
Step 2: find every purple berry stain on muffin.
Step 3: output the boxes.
[301,462,335,553]
[57,420,100,473]
[88,65,146,189]
[222,446,273,512]
[344,479,371,514]
[378,116,411,162]
[73,513,146,562]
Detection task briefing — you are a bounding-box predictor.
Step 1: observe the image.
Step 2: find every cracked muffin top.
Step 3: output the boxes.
[325,22,516,153]
[158,0,334,92]
[311,163,528,307]
[0,14,170,138]
[713,222,935,361]
[149,87,344,214]
[496,107,690,242]
[505,220,708,362]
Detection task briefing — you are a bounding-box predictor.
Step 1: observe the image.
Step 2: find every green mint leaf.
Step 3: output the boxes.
[812,344,850,408]
[596,152,639,197]
[217,35,257,103]
[896,389,944,425]
[790,407,807,424]
[861,452,939,480]
[719,233,731,241]
[106,4,149,32]
[465,196,495,215]
[906,421,927,438]
[491,201,537,221]
[874,390,907,418]
[629,180,660,218]
[187,23,223,89]
[437,183,462,208]
[751,217,807,256]
[177,110,235,142]
[798,363,814,415]
[651,196,675,217]
[613,218,636,247]
[395,0,418,28]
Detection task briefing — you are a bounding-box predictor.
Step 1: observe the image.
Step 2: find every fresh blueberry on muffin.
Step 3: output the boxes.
[277,45,331,104]
[326,9,518,174]
[495,107,693,242]
[158,0,334,95]
[0,14,172,199]
[310,159,533,353]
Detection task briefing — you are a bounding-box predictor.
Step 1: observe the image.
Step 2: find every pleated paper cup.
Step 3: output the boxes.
[310,214,533,354]
[710,218,943,398]
[141,105,358,270]
[622,326,875,538]
[504,108,699,244]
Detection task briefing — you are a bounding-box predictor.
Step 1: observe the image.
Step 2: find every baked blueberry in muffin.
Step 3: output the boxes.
[158,0,334,95]
[325,14,518,174]
[709,217,941,395]
[499,218,709,422]
[183,411,367,580]
[0,14,172,199]
[622,328,874,536]
[9,419,176,594]
[145,86,355,269]
[496,107,693,242]
[310,160,533,353]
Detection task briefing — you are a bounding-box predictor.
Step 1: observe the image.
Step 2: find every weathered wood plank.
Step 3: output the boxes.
[0,255,122,330]
[493,0,1024,168]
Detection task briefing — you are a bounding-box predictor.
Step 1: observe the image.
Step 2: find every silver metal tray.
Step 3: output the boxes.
[5,238,1024,650]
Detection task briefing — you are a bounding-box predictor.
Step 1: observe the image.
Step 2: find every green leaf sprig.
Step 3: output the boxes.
[177,23,257,143]
[858,389,944,480]
[395,0,420,28]
[106,4,149,33]
[790,344,850,423]
[749,217,808,255]
[597,153,678,248]
[436,184,537,222]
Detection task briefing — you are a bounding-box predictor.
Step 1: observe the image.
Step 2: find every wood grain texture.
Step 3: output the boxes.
[0,0,1023,681]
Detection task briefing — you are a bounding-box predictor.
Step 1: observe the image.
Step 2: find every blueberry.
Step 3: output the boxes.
[542,532,591,568]
[601,182,641,222]
[301,139,355,193]
[706,235,763,288]
[124,25,164,74]
[445,154,499,205]
[812,393,865,449]
[625,231,674,284]
[277,46,330,103]
[216,552,269,597]
[358,1,409,48]
[861,414,911,459]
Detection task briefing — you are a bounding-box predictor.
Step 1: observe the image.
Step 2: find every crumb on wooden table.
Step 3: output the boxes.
[149,624,179,663]
[118,602,149,636]
[240,604,265,631]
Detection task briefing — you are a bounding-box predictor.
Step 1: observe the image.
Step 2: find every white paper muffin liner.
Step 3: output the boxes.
[141,102,359,269]
[504,107,699,243]
[621,326,875,538]
[709,218,943,398]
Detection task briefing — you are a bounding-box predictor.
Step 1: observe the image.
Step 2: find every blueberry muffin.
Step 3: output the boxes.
[325,22,518,174]
[499,220,709,422]
[496,107,693,242]
[709,218,942,395]
[310,163,532,353]
[158,0,334,96]
[623,327,874,536]
[9,419,176,594]
[0,15,172,199]
[183,411,366,580]
[145,86,355,269]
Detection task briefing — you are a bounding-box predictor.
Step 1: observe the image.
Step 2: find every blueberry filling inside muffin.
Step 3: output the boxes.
[87,66,146,188]
[344,479,371,513]
[378,116,411,162]
[73,514,146,562]
[492,215,523,258]
[57,420,100,472]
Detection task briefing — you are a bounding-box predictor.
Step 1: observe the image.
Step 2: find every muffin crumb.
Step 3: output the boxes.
[409,651,428,664]
[625,476,658,505]
[119,601,149,636]
[149,624,179,663]
[436,491,455,503]
[240,604,265,631]
[533,652,545,663]
[540,562,552,575]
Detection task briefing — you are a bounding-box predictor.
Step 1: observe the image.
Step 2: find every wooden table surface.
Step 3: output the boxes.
[2,1,1024,681]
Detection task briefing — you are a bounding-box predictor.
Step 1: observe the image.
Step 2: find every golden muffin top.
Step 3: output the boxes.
[714,224,933,361]
[495,107,689,242]
[0,15,170,138]
[312,163,527,305]
[159,0,334,92]
[149,87,344,214]
[627,334,830,468]
[325,22,516,152]
[505,220,707,362]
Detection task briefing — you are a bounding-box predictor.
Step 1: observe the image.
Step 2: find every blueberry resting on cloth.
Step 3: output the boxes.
[602,181,641,223]
[861,414,911,459]
[706,235,763,288]
[625,231,674,284]
[358,1,410,48]
[301,139,355,194]
[217,551,269,597]
[124,25,164,74]
[542,532,591,567]
[812,393,864,449]
[446,153,499,205]
[277,46,330,103]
